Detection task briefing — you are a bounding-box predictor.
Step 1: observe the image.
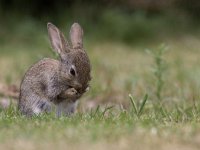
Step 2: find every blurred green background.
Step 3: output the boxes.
[0,0,200,45]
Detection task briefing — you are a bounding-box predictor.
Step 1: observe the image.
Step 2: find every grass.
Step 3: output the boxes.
[1,20,200,149]
[0,102,200,150]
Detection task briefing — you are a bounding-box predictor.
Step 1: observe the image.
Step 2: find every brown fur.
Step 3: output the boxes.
[18,23,91,116]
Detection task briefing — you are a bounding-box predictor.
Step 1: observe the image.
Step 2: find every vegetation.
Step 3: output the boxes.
[0,1,200,149]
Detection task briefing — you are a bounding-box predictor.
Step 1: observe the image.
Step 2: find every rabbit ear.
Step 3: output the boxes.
[47,22,70,54]
[70,23,83,49]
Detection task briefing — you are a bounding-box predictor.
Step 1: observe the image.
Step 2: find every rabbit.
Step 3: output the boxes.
[18,22,91,117]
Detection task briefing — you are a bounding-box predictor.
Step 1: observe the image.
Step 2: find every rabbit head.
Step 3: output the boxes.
[47,23,91,94]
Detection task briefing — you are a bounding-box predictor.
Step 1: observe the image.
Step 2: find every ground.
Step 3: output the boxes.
[0,33,200,149]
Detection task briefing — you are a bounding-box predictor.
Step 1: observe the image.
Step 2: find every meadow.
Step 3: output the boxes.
[0,19,200,150]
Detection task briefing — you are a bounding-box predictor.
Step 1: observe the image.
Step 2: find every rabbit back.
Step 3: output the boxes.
[18,58,63,116]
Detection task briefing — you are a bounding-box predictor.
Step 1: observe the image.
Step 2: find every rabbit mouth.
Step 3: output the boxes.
[68,85,73,88]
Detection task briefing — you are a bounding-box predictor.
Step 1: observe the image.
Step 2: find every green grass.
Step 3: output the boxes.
[0,102,200,150]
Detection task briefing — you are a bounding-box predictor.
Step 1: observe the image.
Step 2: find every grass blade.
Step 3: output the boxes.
[138,94,148,116]
[92,105,100,117]
[102,105,114,118]
[129,94,138,115]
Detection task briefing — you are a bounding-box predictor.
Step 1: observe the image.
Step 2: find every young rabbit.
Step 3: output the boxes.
[18,22,91,117]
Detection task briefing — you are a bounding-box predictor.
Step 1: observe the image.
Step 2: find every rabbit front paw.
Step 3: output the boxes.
[65,88,78,97]
[59,88,79,100]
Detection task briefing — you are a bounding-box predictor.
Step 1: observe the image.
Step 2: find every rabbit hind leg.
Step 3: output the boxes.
[56,100,78,117]
[32,100,52,115]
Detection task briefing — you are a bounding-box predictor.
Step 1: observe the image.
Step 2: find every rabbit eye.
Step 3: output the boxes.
[70,68,76,76]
